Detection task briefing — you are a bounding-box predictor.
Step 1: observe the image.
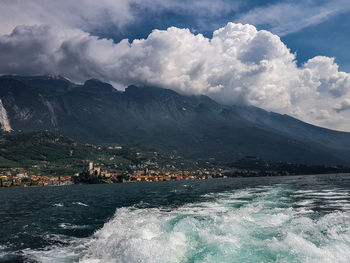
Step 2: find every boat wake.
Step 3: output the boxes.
[21,185,350,263]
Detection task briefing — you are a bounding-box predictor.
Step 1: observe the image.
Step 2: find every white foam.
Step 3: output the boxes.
[20,185,350,263]
[73,202,89,207]
[296,200,314,206]
[59,223,90,230]
[0,245,7,259]
[79,186,350,263]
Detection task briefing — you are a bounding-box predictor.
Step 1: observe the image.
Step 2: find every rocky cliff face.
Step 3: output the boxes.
[0,98,12,132]
[1,74,350,165]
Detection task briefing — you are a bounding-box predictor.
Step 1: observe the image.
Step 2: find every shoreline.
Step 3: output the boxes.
[2,172,350,189]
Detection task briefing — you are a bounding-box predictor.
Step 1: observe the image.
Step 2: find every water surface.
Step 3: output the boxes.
[1,174,350,262]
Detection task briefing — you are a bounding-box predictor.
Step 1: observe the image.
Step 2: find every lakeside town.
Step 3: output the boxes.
[0,161,227,187]
[2,157,350,187]
[1,131,350,188]
[0,131,231,187]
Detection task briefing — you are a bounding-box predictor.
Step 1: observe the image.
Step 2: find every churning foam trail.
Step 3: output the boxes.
[21,185,350,263]
[78,186,350,263]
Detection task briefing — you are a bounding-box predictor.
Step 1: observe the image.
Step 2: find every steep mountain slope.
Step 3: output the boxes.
[0,75,350,165]
[232,105,350,151]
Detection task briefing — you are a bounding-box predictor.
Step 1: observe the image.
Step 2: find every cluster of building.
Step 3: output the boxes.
[129,170,219,182]
[0,162,227,187]
[87,162,226,183]
[0,173,73,187]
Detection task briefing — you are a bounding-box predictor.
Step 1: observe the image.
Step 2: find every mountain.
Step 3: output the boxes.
[0,74,350,165]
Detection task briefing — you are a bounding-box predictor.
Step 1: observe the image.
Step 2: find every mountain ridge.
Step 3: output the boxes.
[0,75,350,165]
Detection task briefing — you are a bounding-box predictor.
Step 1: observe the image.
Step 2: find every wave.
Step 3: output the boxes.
[0,245,7,259]
[78,186,350,263]
[72,202,89,207]
[59,223,91,230]
[21,185,350,263]
[22,235,88,263]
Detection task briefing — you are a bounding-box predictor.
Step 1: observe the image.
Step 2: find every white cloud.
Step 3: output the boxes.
[0,22,350,131]
[4,0,347,39]
[0,0,238,35]
[335,99,350,112]
[304,56,350,97]
[0,0,134,35]
[238,0,350,36]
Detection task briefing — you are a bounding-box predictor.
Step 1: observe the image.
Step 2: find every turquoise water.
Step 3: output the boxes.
[1,174,350,262]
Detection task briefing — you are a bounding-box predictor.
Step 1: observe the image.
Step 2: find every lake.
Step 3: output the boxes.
[1,174,350,262]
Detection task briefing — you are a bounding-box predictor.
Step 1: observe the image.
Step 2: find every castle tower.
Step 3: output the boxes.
[89,162,94,174]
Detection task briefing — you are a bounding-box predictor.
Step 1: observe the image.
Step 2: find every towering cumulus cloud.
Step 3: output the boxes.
[0,23,350,130]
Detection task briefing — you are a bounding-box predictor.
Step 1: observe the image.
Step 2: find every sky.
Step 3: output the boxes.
[0,0,350,131]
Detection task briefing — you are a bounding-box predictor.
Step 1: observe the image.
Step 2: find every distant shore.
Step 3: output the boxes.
[2,170,350,188]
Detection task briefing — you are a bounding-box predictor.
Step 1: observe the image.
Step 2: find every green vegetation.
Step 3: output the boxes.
[1,131,349,183]
[0,131,136,175]
[0,131,204,177]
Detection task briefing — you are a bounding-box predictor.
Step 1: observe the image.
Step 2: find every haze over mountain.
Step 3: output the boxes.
[0,75,350,165]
